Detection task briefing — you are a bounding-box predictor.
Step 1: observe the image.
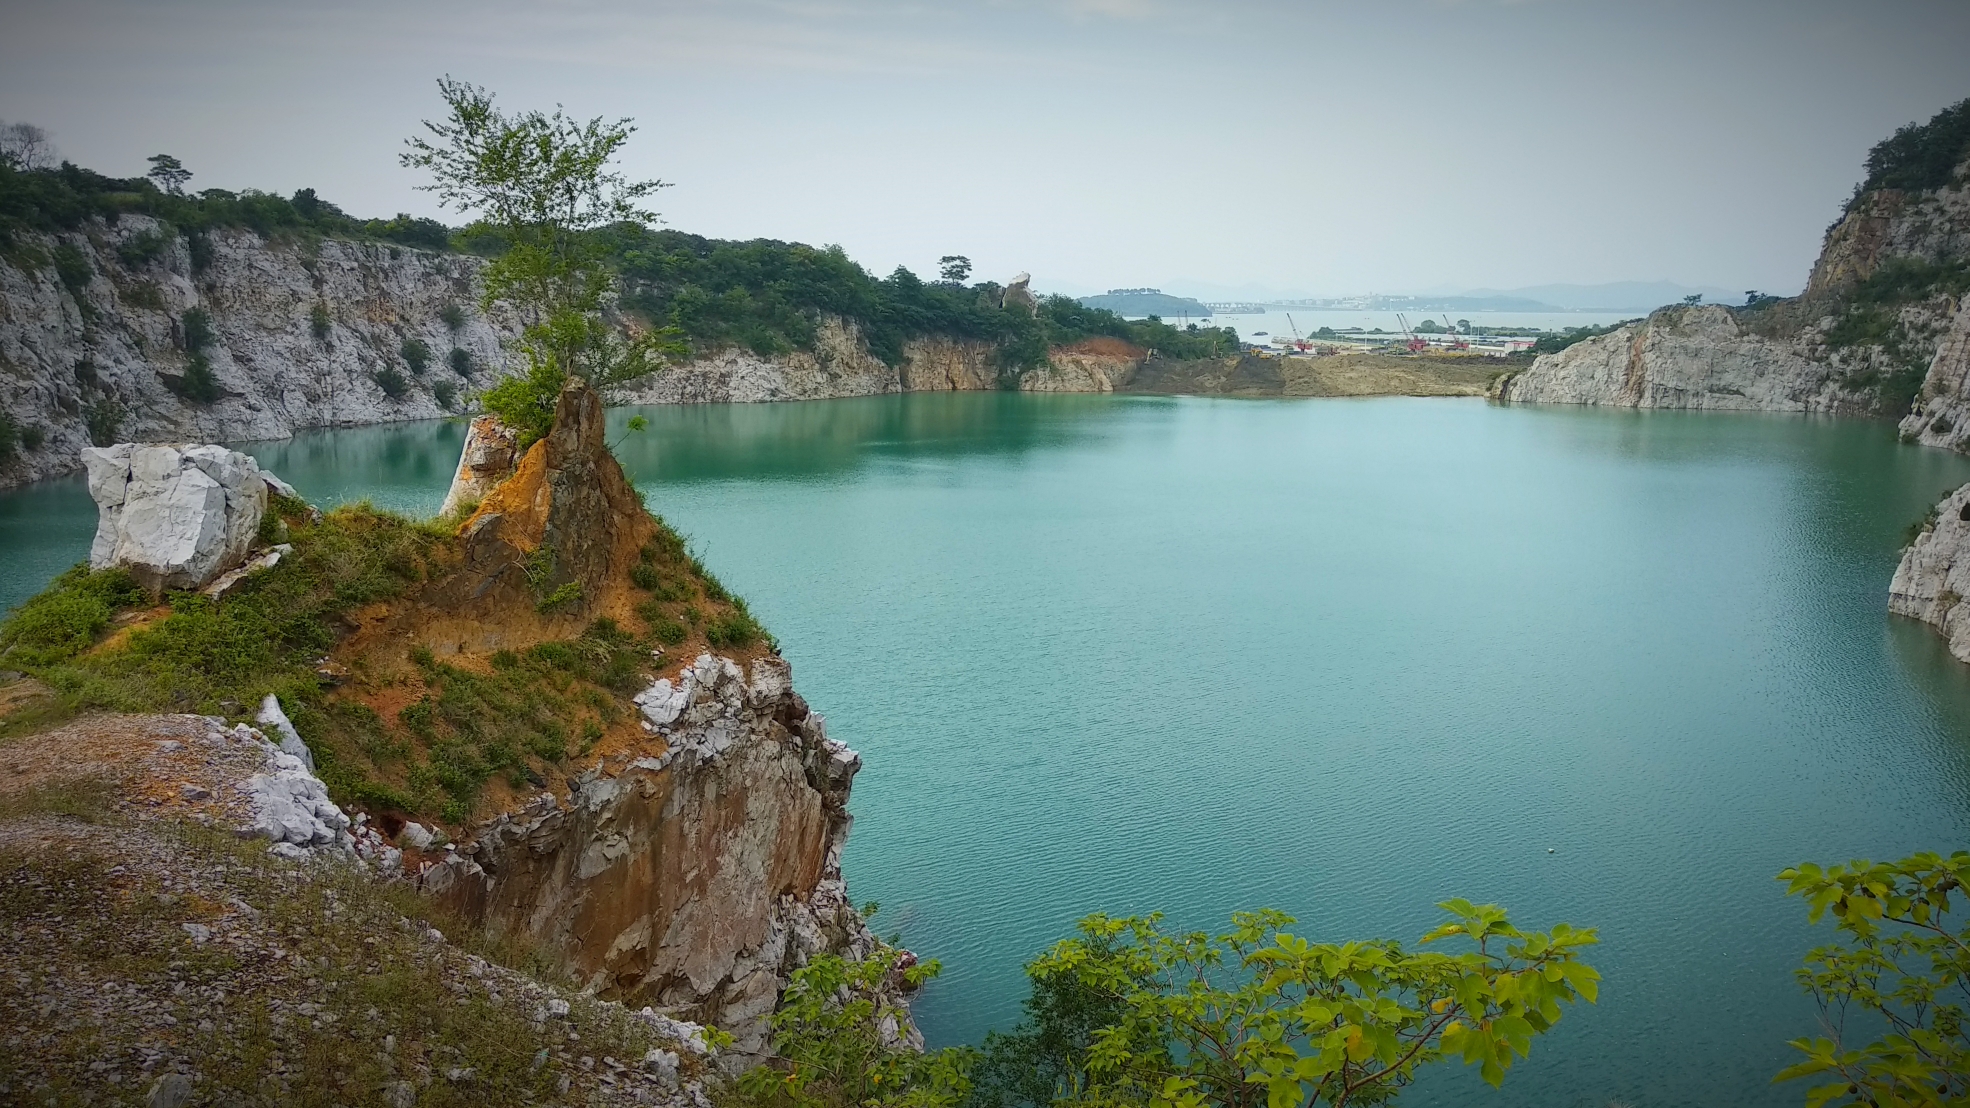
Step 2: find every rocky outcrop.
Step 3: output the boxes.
[82,442,272,591]
[1493,305,1859,412]
[1897,302,1970,450]
[384,379,894,1060]
[0,217,518,488]
[1001,272,1038,315]
[431,652,873,1062]
[437,414,520,518]
[1497,145,1970,417]
[1808,181,1970,298]
[1892,482,1970,662]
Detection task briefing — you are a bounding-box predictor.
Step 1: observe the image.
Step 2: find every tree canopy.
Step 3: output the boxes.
[401,76,677,445]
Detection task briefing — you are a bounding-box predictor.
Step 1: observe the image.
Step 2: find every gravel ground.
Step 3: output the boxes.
[0,713,718,1108]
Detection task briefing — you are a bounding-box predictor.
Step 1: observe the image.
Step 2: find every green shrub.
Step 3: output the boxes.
[185,228,213,273]
[448,346,473,376]
[0,566,145,667]
[432,378,458,409]
[51,243,92,315]
[400,336,432,375]
[636,601,687,645]
[1532,319,1637,356]
[83,398,122,446]
[168,352,222,403]
[535,580,582,613]
[628,559,665,592]
[440,301,466,331]
[0,411,14,462]
[117,227,170,267]
[734,947,969,1108]
[180,306,214,353]
[705,602,765,649]
[19,424,44,450]
[373,365,410,399]
[309,300,331,340]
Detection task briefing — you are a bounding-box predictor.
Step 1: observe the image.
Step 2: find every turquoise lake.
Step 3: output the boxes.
[6,392,1970,1106]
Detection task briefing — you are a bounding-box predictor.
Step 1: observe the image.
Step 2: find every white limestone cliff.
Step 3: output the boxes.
[0,217,519,488]
[1892,482,1970,663]
[1493,305,1857,412]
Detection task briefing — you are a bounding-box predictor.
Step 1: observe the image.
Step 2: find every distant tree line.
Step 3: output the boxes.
[0,158,451,257]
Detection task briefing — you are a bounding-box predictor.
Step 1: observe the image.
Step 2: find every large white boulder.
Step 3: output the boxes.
[83,443,271,591]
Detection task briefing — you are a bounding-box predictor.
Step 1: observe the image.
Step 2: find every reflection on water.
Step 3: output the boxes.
[241,419,471,519]
[606,391,1136,483]
[3,394,1970,1108]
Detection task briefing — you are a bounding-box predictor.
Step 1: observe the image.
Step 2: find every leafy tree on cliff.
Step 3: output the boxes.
[402,76,680,446]
[1776,850,1970,1106]
[145,154,190,196]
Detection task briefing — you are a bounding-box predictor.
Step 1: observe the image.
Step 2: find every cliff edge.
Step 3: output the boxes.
[0,378,903,1082]
[1495,101,1970,424]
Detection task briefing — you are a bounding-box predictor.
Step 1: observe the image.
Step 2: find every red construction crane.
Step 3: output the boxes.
[1284,313,1312,352]
[1395,313,1428,354]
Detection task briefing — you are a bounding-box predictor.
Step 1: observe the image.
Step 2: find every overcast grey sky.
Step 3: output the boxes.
[3,0,1966,298]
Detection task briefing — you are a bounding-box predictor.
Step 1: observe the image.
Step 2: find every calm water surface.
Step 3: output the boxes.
[6,394,1970,1107]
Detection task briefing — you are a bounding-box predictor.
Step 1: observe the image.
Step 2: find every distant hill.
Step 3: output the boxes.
[1078,289,1215,319]
[1457,281,1749,311]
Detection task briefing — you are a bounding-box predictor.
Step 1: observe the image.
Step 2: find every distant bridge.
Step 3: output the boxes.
[1203,302,1268,315]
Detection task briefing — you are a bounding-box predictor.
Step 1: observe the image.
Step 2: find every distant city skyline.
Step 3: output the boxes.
[3,0,1965,298]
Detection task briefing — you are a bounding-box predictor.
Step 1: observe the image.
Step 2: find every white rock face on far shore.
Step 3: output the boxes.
[1493,305,1848,412]
[84,443,273,591]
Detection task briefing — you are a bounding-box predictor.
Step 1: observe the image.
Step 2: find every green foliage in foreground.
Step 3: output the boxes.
[1777,850,1970,1107]
[737,946,971,1108]
[746,903,1598,1108]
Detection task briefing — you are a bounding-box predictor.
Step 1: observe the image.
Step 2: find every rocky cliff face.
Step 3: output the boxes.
[0,218,1148,489]
[1496,152,1970,418]
[1892,483,1970,663]
[353,380,891,1062]
[0,217,517,488]
[431,652,873,1062]
[1492,305,1861,412]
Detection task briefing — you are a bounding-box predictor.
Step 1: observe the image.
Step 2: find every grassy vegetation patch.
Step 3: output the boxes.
[0,502,441,731]
[631,523,771,653]
[382,623,646,822]
[1,498,778,825]
[0,823,685,1107]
